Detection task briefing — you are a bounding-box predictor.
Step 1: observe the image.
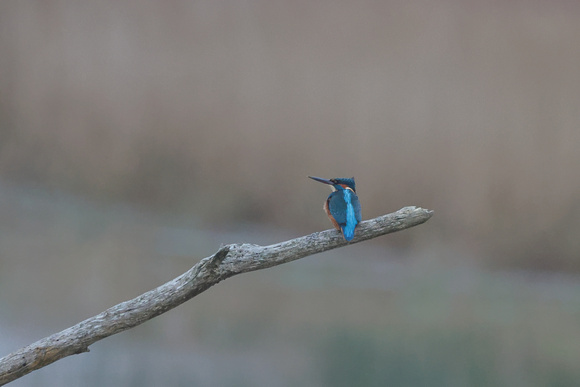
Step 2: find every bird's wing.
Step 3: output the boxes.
[328,190,360,241]
[327,191,348,227]
[328,191,361,225]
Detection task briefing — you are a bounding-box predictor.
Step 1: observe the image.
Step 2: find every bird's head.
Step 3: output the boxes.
[308,176,356,192]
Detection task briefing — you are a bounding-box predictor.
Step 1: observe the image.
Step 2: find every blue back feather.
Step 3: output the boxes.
[327,188,361,241]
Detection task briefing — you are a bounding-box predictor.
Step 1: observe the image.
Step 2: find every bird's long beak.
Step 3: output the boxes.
[308,176,334,185]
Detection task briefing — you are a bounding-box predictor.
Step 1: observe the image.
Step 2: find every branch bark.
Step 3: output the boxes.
[0,206,432,385]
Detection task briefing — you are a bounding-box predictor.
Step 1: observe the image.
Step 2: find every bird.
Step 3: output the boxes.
[308,176,362,241]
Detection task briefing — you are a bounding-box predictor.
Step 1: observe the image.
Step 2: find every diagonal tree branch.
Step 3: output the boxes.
[0,206,433,385]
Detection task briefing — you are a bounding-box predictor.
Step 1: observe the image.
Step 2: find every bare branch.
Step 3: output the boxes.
[0,206,433,385]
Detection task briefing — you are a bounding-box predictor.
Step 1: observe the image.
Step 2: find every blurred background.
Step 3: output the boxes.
[1,1,580,386]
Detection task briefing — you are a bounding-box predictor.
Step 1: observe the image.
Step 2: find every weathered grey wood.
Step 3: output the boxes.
[0,206,433,385]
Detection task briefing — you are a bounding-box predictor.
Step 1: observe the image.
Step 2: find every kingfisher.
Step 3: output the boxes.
[309,176,362,241]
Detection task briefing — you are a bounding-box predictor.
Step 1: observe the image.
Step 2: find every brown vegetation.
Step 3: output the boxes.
[1,1,579,270]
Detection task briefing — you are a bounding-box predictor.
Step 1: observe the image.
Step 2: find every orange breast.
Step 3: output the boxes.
[323,199,341,231]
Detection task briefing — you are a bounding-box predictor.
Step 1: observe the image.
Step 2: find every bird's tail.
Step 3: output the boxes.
[342,225,355,241]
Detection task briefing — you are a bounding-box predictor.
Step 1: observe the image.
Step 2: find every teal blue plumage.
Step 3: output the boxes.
[327,188,361,240]
[309,176,362,241]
